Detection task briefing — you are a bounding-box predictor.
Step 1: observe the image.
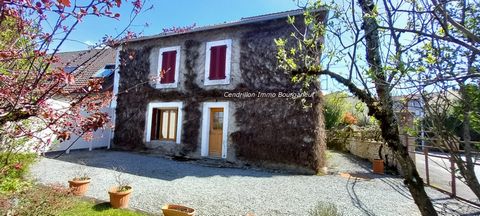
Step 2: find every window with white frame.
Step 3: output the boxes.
[146,102,183,143]
[157,46,181,88]
[204,39,232,85]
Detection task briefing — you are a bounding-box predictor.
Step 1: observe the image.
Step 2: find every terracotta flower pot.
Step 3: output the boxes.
[68,178,91,196]
[108,186,133,209]
[373,159,384,174]
[162,204,195,216]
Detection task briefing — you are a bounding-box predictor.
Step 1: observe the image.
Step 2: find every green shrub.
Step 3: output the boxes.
[326,127,354,151]
[0,153,37,194]
[0,177,32,195]
[324,92,350,130]
[309,202,342,216]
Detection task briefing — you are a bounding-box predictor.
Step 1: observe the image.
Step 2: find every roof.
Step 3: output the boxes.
[53,48,116,92]
[128,8,327,43]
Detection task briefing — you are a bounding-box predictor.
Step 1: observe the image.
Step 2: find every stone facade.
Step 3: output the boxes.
[113,11,327,173]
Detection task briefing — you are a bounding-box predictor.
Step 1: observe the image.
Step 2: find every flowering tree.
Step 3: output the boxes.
[0,0,144,158]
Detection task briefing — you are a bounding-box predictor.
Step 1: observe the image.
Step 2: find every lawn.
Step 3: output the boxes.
[60,199,146,216]
[0,153,145,215]
[0,184,146,216]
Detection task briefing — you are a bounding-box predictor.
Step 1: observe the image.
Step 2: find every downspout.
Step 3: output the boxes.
[109,45,122,149]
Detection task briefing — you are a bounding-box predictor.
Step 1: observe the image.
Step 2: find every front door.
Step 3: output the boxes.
[208,108,224,158]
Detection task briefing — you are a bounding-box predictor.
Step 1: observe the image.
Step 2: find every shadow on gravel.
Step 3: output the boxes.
[45,149,282,181]
[431,198,480,216]
[345,177,375,216]
[378,177,412,199]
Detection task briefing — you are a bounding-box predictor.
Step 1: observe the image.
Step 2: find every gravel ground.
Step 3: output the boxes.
[29,150,480,216]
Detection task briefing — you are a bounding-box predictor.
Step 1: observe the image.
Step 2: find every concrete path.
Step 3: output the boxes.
[415,152,480,204]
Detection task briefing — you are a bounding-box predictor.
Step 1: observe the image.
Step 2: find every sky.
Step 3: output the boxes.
[58,0,300,52]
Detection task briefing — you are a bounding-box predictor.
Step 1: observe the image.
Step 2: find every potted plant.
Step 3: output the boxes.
[373,144,385,174]
[108,167,132,209]
[162,204,195,216]
[68,162,91,196]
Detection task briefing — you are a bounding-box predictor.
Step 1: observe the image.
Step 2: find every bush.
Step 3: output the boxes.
[342,112,357,125]
[0,153,37,194]
[326,127,354,151]
[324,92,373,129]
[324,92,350,130]
[0,177,32,195]
[309,202,342,216]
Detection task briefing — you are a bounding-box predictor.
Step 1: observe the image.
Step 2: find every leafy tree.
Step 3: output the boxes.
[275,0,478,214]
[402,0,480,201]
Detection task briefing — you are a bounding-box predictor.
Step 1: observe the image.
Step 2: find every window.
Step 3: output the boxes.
[64,66,78,73]
[157,46,181,88]
[150,108,178,141]
[209,45,227,80]
[204,39,232,85]
[92,64,115,78]
[146,102,183,143]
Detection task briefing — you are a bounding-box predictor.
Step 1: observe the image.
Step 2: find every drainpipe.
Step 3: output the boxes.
[109,45,122,149]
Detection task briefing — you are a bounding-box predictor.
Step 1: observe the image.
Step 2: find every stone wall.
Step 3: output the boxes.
[113,15,327,173]
[346,134,416,174]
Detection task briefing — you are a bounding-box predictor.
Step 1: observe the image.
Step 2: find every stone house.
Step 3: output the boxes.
[112,9,328,173]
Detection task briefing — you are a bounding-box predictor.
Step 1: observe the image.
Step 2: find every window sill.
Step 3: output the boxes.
[204,79,230,86]
[155,83,178,89]
[148,140,180,145]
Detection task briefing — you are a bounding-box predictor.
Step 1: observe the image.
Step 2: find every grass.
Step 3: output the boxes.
[0,153,146,215]
[60,200,146,216]
[0,184,147,216]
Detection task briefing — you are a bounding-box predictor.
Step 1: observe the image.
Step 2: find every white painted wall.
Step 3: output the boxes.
[48,106,114,153]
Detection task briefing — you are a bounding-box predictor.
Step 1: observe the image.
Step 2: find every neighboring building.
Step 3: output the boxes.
[53,48,117,93]
[112,9,328,173]
[392,95,423,118]
[47,48,116,152]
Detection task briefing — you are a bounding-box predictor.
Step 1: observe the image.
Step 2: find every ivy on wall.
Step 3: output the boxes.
[113,19,326,173]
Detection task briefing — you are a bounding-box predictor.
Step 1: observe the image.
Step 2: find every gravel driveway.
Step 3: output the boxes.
[30,150,480,216]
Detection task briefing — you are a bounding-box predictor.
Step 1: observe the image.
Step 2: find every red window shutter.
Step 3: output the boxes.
[209,45,227,80]
[160,51,176,84]
[151,108,158,140]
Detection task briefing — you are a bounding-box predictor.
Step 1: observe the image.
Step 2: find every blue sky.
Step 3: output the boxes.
[58,0,299,52]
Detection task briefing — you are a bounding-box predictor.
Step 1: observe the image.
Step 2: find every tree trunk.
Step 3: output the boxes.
[314,91,327,172]
[358,0,437,214]
[457,83,480,199]
[376,111,438,215]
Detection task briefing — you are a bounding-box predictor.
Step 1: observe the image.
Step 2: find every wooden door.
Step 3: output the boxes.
[209,108,224,158]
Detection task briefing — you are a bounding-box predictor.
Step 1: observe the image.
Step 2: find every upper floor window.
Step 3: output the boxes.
[92,64,115,78]
[157,46,180,88]
[64,66,78,73]
[204,39,232,85]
